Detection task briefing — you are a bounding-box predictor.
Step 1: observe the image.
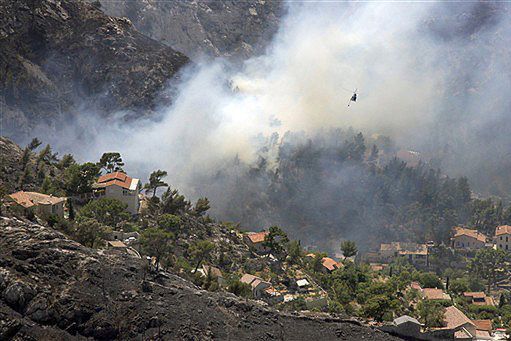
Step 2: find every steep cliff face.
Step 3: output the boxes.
[0,0,189,142]
[0,216,398,340]
[93,0,284,60]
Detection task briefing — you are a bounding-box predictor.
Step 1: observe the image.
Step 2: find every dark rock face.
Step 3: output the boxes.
[93,0,285,60]
[0,216,399,340]
[0,0,189,142]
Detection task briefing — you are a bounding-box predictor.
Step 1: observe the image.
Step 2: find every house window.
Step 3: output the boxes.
[501,236,503,241]
[506,245,509,250]
[507,236,509,242]
[51,205,56,214]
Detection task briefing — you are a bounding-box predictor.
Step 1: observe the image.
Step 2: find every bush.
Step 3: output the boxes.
[78,198,130,227]
[227,277,252,298]
[415,272,443,289]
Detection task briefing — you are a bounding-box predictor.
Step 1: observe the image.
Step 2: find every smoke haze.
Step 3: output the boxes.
[30,1,511,248]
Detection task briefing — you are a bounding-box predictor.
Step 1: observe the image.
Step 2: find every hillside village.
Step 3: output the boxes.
[1,138,511,341]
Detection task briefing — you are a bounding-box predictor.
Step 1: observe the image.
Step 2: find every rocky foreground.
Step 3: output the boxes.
[0,217,398,340]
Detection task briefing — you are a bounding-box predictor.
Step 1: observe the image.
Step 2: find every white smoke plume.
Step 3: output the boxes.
[44,1,510,200]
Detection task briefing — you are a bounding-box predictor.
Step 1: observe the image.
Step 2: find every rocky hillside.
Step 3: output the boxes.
[0,0,189,142]
[0,216,397,340]
[93,0,284,60]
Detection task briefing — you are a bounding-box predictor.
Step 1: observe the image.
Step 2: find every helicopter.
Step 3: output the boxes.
[347,88,358,107]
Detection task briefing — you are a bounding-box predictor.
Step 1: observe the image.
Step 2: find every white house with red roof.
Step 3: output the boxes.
[92,172,141,214]
[495,225,511,252]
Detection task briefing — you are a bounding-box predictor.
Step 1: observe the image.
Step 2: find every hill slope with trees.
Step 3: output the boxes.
[0,216,398,341]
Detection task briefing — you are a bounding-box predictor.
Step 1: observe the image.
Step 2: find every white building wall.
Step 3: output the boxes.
[496,233,511,252]
[105,185,140,215]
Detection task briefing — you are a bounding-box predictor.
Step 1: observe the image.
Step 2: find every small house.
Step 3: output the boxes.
[240,274,272,299]
[472,320,492,340]
[422,288,451,301]
[202,265,226,287]
[296,278,310,292]
[441,306,477,340]
[379,242,428,267]
[495,225,511,252]
[92,172,141,215]
[380,315,423,339]
[107,240,127,249]
[321,257,341,273]
[451,227,487,250]
[8,191,66,219]
[243,231,270,254]
[463,292,495,306]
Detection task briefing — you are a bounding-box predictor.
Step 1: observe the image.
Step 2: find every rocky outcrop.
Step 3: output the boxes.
[0,0,189,142]
[0,216,398,340]
[92,0,284,60]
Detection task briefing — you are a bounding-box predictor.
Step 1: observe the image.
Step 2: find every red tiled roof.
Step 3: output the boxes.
[240,274,259,285]
[443,306,475,330]
[495,225,511,236]
[463,292,486,299]
[98,172,127,183]
[423,288,451,300]
[8,191,66,208]
[95,172,133,189]
[452,227,487,243]
[246,231,269,244]
[321,257,341,271]
[410,281,422,291]
[475,330,491,339]
[107,240,127,248]
[472,320,492,332]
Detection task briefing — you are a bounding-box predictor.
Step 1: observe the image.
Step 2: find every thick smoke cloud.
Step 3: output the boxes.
[39,2,510,246]
[80,3,442,176]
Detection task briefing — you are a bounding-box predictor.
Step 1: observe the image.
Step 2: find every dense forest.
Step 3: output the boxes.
[3,132,511,253]
[192,129,511,252]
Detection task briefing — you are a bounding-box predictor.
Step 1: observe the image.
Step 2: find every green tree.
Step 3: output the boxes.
[64,162,101,195]
[78,198,130,227]
[227,278,252,298]
[98,152,124,174]
[140,227,174,271]
[27,138,42,151]
[68,199,75,220]
[193,197,210,216]
[58,154,76,170]
[340,240,358,259]
[144,170,168,197]
[470,248,507,293]
[448,278,469,295]
[0,184,7,215]
[416,272,443,289]
[160,188,190,214]
[157,214,181,235]
[286,240,302,264]
[189,240,215,272]
[417,300,445,327]
[73,218,109,248]
[37,144,58,167]
[263,226,289,257]
[361,294,397,322]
